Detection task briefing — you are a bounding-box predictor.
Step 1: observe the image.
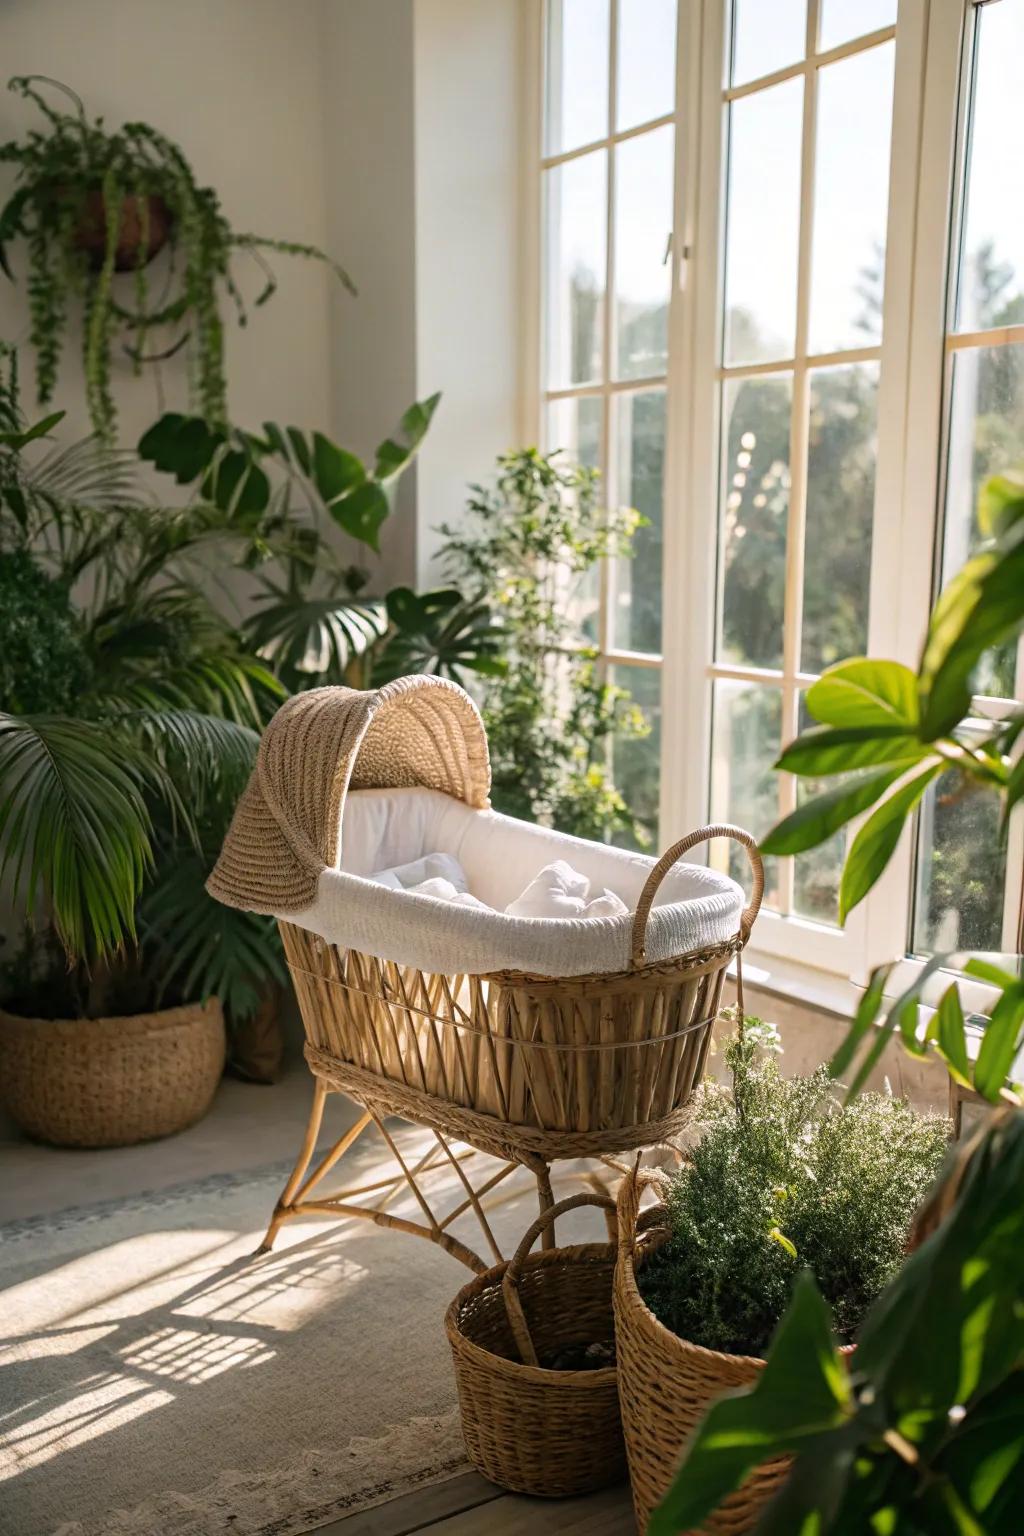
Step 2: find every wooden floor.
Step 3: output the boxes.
[311,1471,635,1536]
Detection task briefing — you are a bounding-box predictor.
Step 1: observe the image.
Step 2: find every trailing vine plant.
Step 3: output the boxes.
[0,76,354,441]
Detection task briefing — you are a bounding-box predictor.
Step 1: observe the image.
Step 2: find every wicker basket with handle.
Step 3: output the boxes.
[445,1191,626,1497]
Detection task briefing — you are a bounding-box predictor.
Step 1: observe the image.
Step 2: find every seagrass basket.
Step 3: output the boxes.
[282,823,764,1167]
[0,999,225,1148]
[614,1169,843,1535]
[445,1191,625,1497]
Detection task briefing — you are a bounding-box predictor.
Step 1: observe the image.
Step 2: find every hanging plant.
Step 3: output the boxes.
[0,76,355,441]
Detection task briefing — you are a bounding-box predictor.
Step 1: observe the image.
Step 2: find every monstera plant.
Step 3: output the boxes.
[652,470,1024,1535]
[137,395,505,693]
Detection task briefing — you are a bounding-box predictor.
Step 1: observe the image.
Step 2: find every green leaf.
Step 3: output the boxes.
[0,409,65,449]
[648,1273,850,1536]
[839,763,943,921]
[829,961,894,1081]
[806,659,919,732]
[285,426,312,475]
[919,540,1024,739]
[769,1226,798,1259]
[926,984,973,1090]
[761,766,908,856]
[311,431,366,504]
[375,587,505,687]
[776,725,927,777]
[843,954,947,1100]
[138,413,225,484]
[1004,753,1024,824]
[202,448,270,516]
[973,982,1024,1101]
[373,391,441,482]
[977,469,1024,540]
[330,480,390,551]
[0,713,157,961]
[245,590,388,689]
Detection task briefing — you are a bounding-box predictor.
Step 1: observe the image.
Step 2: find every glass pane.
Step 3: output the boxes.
[614,124,674,380]
[718,375,792,670]
[914,768,1009,958]
[710,681,782,907]
[545,0,610,156]
[942,344,1024,698]
[819,0,895,53]
[617,0,677,132]
[724,78,804,365]
[611,663,662,849]
[809,43,895,354]
[792,694,844,926]
[956,0,1024,332]
[546,397,604,645]
[613,388,665,653]
[731,0,806,88]
[544,151,608,389]
[801,363,879,674]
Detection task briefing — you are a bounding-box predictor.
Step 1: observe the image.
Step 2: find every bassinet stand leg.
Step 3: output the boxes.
[524,1153,556,1249]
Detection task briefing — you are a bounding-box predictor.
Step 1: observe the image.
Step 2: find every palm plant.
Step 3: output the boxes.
[0,346,285,1020]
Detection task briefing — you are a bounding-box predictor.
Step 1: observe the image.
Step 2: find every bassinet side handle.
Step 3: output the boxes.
[630,823,764,967]
[501,1191,617,1369]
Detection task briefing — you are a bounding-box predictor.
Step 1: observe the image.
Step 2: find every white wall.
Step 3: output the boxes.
[412,0,527,588]
[0,0,333,452]
[0,0,527,589]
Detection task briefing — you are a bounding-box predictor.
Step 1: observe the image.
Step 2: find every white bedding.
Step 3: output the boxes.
[283,786,744,978]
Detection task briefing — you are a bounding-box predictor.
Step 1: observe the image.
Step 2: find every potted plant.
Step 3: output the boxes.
[614,1018,949,1534]
[0,349,284,1146]
[648,469,1024,1535]
[0,76,355,441]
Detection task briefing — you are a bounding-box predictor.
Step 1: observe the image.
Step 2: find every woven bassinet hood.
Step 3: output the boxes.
[208,675,491,915]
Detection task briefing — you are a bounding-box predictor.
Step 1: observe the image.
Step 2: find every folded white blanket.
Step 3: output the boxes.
[504,859,628,920]
[369,851,469,892]
[370,850,630,922]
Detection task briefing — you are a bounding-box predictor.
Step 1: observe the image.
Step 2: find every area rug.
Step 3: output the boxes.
[0,1129,607,1536]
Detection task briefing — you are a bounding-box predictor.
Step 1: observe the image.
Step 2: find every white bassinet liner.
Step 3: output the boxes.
[284,786,745,978]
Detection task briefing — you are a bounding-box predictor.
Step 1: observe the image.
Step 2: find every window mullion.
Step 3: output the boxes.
[598,0,618,665]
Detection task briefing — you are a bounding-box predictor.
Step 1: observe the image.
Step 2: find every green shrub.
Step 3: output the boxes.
[639,1022,950,1356]
[0,549,92,712]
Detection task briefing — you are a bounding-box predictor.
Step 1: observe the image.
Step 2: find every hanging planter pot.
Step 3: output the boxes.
[67,187,173,272]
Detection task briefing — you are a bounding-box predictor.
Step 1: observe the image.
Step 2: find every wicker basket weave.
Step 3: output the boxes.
[0,999,225,1148]
[614,1169,793,1535]
[283,825,764,1167]
[445,1191,626,1497]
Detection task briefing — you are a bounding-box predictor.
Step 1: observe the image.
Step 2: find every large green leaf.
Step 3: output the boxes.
[311,432,366,504]
[977,470,1024,540]
[138,413,226,484]
[245,589,388,688]
[329,480,390,551]
[839,762,943,921]
[374,587,506,686]
[973,982,1024,1100]
[140,845,286,1022]
[0,713,156,961]
[926,984,973,1090]
[649,1272,851,1536]
[919,537,1024,740]
[806,659,919,732]
[760,766,909,856]
[374,392,442,482]
[776,724,927,778]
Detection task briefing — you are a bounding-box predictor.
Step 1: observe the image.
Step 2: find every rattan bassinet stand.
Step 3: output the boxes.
[207,677,762,1273]
[254,821,762,1272]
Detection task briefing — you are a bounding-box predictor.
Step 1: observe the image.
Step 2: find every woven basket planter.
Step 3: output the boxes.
[614,1171,789,1535]
[445,1191,626,1497]
[0,999,225,1148]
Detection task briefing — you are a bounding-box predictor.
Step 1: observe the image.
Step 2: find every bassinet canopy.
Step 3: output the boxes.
[208,675,492,915]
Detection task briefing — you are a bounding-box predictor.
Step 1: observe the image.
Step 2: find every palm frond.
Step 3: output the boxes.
[128,708,259,810]
[244,588,388,689]
[139,846,286,1022]
[0,713,156,960]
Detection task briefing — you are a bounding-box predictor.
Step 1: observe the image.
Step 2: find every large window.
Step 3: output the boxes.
[541,0,679,841]
[535,0,1024,990]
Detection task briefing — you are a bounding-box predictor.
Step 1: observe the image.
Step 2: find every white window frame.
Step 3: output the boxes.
[528,0,1022,1012]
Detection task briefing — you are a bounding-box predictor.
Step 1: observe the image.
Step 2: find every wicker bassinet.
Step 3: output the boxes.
[209,677,763,1269]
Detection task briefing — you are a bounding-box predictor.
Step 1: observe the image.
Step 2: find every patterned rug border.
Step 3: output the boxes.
[0,1155,306,1246]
